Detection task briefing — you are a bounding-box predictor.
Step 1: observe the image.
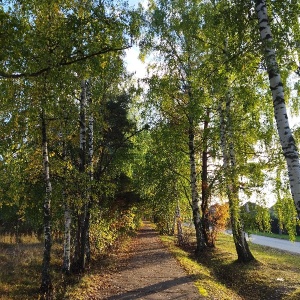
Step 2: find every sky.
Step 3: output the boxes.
[127,0,144,7]
[125,0,148,79]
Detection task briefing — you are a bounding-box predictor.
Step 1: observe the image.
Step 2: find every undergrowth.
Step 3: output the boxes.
[0,232,134,300]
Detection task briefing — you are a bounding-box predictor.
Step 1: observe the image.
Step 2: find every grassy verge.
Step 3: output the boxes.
[0,233,134,300]
[160,235,241,299]
[160,233,300,300]
[0,234,44,299]
[0,233,83,300]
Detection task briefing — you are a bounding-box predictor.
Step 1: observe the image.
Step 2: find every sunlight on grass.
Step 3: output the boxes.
[160,235,241,299]
[213,234,300,299]
[160,232,300,299]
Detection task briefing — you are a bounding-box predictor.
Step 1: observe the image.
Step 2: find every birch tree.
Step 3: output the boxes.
[219,95,255,262]
[142,0,212,253]
[73,79,93,273]
[255,0,300,217]
[62,136,71,274]
[40,105,53,296]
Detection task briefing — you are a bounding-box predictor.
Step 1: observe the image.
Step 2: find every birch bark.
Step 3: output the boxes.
[219,97,255,263]
[73,79,87,272]
[62,139,71,274]
[84,79,93,265]
[76,79,93,271]
[188,120,205,254]
[201,109,212,246]
[63,193,71,273]
[255,0,300,216]
[40,108,53,297]
[175,200,184,246]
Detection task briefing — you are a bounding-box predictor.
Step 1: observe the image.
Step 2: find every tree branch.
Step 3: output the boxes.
[0,45,132,79]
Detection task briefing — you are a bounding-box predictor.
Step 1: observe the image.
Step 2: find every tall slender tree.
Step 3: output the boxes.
[40,105,53,296]
[219,93,255,262]
[255,0,300,217]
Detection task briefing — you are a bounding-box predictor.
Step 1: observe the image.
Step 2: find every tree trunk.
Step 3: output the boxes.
[201,110,213,247]
[255,0,300,217]
[219,98,255,263]
[74,79,93,272]
[79,80,93,269]
[188,121,205,254]
[62,196,71,274]
[40,108,53,298]
[62,140,71,275]
[85,79,93,265]
[175,201,184,246]
[73,79,87,273]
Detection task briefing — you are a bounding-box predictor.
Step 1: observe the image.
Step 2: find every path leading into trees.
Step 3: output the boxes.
[96,221,202,299]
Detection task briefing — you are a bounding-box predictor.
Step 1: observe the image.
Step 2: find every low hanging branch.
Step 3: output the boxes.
[0,45,131,79]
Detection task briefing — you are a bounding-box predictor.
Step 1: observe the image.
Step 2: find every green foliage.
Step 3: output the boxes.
[241,202,271,234]
[89,205,140,253]
[275,195,300,241]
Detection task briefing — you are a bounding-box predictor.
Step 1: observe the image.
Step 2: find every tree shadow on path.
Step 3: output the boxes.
[105,275,194,300]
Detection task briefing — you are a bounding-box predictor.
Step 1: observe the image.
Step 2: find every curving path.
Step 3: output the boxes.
[249,234,300,254]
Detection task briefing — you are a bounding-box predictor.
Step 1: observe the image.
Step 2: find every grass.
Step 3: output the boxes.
[0,234,44,299]
[1,229,300,299]
[0,233,132,300]
[160,232,300,300]
[160,235,241,299]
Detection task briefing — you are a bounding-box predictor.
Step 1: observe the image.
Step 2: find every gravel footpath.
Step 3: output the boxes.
[95,221,202,300]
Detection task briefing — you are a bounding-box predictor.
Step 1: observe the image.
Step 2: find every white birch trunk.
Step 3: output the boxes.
[63,198,71,273]
[188,121,205,253]
[79,79,88,270]
[255,0,300,216]
[73,79,87,272]
[80,80,87,173]
[219,96,254,262]
[40,108,53,296]
[175,201,184,245]
[62,140,71,274]
[85,79,93,264]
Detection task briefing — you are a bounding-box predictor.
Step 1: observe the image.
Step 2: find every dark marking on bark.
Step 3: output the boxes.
[273,96,285,106]
[259,25,266,32]
[268,70,278,80]
[270,82,284,90]
[265,33,272,40]
[259,18,268,24]
[287,135,296,146]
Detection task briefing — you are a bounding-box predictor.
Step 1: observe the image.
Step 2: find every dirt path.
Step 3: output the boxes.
[94,221,202,299]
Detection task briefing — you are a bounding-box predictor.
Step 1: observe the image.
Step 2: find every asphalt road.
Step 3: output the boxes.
[249,234,300,254]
